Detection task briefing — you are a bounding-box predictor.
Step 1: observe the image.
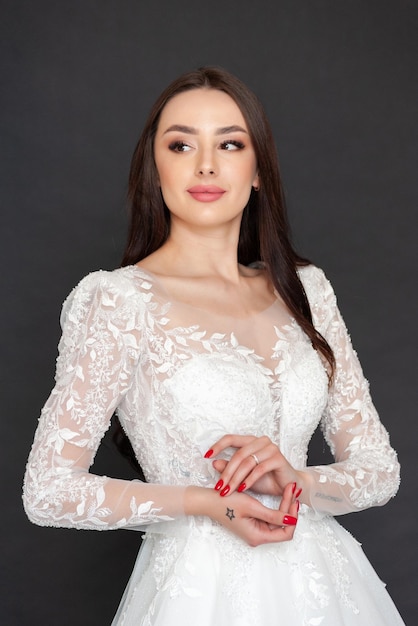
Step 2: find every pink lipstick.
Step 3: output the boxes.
[187,185,226,202]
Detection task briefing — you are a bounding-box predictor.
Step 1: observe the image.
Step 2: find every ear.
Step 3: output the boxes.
[252,172,260,190]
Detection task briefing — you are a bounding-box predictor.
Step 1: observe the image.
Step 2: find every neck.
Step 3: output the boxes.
[152,219,245,282]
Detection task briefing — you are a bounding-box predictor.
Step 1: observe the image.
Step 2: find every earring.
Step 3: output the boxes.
[252,185,259,192]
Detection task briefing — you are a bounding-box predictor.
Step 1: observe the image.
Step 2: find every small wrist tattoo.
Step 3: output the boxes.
[226,507,235,521]
[314,492,343,503]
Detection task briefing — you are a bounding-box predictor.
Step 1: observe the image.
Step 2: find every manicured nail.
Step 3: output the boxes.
[292,482,297,494]
[204,449,214,459]
[214,479,224,491]
[282,515,297,526]
[295,488,302,499]
[220,485,230,497]
[238,483,246,493]
[296,500,300,512]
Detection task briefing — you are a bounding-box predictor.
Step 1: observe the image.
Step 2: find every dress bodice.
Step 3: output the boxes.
[115,267,328,489]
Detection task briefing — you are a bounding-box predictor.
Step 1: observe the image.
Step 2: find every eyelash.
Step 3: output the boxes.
[168,141,191,152]
[220,140,245,151]
[168,139,245,152]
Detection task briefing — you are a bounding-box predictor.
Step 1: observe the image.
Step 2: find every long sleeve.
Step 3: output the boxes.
[23,271,185,530]
[301,267,400,516]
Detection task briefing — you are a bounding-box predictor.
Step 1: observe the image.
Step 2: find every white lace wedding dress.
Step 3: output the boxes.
[23,264,404,625]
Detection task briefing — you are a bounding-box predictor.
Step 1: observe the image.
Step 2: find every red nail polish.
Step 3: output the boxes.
[238,483,246,492]
[295,488,302,499]
[220,485,230,497]
[282,515,297,526]
[204,449,214,459]
[292,482,297,494]
[296,500,300,512]
[214,479,224,491]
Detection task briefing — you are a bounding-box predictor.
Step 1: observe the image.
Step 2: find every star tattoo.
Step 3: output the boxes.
[226,507,235,521]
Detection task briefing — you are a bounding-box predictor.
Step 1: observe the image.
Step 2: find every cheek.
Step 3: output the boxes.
[156,160,177,192]
[156,162,183,210]
[234,160,258,187]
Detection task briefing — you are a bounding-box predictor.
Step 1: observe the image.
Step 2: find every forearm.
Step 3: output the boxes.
[294,458,400,517]
[23,466,187,530]
[184,485,219,518]
[289,469,344,514]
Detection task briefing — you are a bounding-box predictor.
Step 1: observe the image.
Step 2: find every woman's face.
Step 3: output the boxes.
[154,88,259,232]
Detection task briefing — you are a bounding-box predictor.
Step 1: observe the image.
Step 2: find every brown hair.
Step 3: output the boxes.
[122,66,334,376]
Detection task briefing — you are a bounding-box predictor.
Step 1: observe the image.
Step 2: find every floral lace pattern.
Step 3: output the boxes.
[300,266,400,515]
[23,264,401,623]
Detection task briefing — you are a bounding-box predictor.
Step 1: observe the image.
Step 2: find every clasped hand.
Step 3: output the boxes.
[203,435,303,546]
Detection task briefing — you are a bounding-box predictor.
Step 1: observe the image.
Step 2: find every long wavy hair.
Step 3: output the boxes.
[121,66,335,375]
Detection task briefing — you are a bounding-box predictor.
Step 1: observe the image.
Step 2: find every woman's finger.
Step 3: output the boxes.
[204,434,258,459]
[247,493,298,543]
[215,489,298,547]
[211,439,283,496]
[248,490,297,527]
[212,459,227,473]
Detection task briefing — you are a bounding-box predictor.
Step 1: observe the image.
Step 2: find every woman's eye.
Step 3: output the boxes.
[220,140,245,151]
[168,141,191,152]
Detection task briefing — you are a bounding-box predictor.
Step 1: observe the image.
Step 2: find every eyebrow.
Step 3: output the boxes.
[163,124,248,135]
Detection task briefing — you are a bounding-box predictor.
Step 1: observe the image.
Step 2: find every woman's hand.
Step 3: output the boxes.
[204,434,304,498]
[185,482,299,547]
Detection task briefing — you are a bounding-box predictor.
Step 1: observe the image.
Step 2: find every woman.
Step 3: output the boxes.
[23,67,404,625]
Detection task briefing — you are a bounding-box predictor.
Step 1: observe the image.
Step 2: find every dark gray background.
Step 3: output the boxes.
[2,1,417,624]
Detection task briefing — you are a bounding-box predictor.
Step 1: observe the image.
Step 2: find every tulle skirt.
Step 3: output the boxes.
[112,513,405,625]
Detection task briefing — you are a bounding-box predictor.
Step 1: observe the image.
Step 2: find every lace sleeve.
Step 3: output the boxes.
[301,267,400,516]
[23,271,185,531]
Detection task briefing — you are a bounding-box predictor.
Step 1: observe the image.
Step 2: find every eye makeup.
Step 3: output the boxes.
[168,140,192,152]
[167,139,245,152]
[219,140,245,150]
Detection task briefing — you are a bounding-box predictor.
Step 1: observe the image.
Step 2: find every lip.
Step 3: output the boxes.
[187,185,226,202]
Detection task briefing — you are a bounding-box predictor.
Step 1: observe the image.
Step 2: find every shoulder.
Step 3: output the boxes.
[60,266,146,327]
[297,264,336,305]
[297,264,338,332]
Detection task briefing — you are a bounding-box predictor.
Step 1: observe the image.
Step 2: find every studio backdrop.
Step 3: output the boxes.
[1,2,417,624]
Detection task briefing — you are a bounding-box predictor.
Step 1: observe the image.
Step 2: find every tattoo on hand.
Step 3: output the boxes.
[226,507,235,521]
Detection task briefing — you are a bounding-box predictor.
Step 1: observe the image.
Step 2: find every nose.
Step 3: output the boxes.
[195,147,217,176]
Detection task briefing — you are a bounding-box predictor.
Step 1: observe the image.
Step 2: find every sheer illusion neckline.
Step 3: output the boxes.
[131,264,284,322]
